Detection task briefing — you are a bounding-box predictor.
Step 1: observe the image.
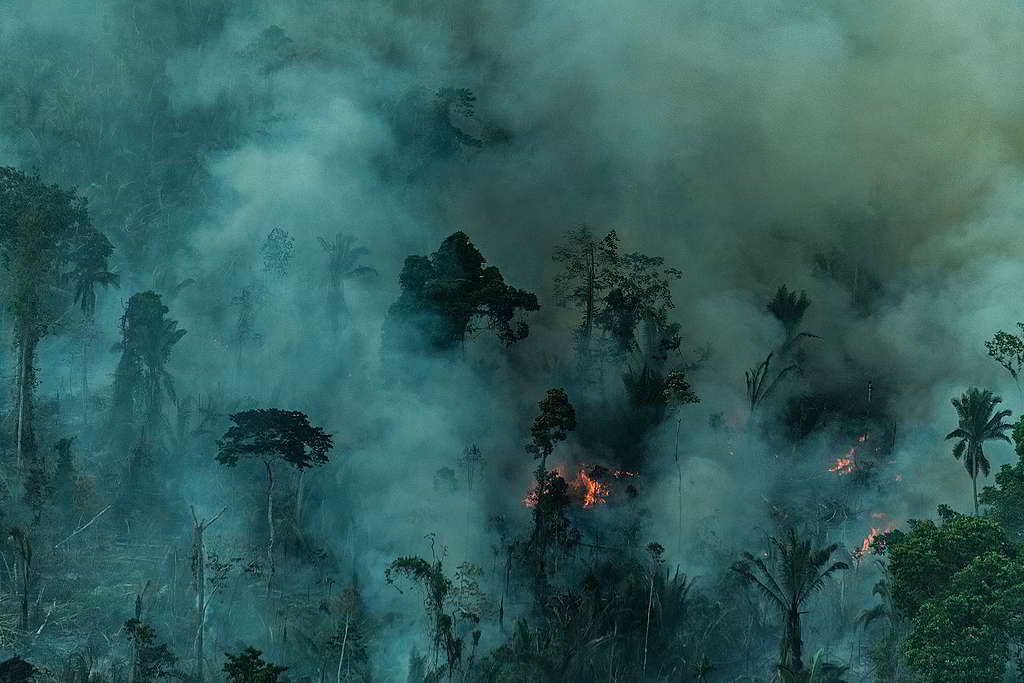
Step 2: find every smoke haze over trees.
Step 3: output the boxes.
[2,0,1024,681]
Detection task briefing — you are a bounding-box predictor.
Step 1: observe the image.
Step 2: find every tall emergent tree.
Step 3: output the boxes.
[595,250,681,358]
[551,226,621,373]
[732,528,848,674]
[318,232,377,337]
[111,291,187,443]
[0,167,117,471]
[382,231,539,357]
[216,409,333,584]
[945,387,1013,515]
[524,389,577,608]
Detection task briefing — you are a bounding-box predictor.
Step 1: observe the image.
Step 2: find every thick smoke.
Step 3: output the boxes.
[2,0,1024,677]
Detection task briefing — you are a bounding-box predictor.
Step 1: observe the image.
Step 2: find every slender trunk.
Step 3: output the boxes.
[972,469,979,516]
[82,320,90,429]
[784,607,803,672]
[193,520,206,682]
[20,556,28,632]
[337,612,350,683]
[579,247,595,379]
[265,460,276,590]
[329,279,341,340]
[674,416,683,555]
[295,470,305,531]
[642,571,654,679]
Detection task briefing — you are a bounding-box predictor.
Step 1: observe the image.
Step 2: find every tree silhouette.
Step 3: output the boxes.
[318,232,378,337]
[111,291,187,442]
[595,251,681,357]
[945,387,1013,515]
[216,409,333,585]
[223,647,287,683]
[382,232,539,357]
[745,352,797,414]
[524,389,578,610]
[767,285,811,341]
[732,529,848,673]
[552,226,621,374]
[984,324,1024,403]
[0,167,116,472]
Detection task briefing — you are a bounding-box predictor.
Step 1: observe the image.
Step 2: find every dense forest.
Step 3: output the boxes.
[1,0,1024,681]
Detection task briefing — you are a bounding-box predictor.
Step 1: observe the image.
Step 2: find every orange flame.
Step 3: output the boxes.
[522,465,633,508]
[578,470,608,508]
[828,449,856,474]
[854,519,897,559]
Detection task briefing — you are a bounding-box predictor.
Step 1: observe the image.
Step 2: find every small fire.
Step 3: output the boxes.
[522,465,634,509]
[853,516,897,559]
[579,470,608,508]
[828,449,856,474]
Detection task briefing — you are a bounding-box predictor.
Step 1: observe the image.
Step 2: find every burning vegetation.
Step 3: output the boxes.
[523,465,636,508]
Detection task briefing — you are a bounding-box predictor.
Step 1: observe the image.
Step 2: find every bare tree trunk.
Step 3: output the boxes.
[642,571,654,679]
[336,612,350,683]
[265,460,276,590]
[674,416,683,555]
[191,506,224,683]
[82,319,91,429]
[193,517,206,682]
[295,470,305,530]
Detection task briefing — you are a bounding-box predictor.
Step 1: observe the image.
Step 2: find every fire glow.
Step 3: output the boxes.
[523,465,635,509]
[853,514,897,559]
[826,434,869,475]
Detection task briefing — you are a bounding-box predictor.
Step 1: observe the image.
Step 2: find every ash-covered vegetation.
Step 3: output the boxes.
[2,1,1024,682]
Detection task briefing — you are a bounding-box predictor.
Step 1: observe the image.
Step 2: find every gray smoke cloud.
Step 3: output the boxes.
[3,0,1024,675]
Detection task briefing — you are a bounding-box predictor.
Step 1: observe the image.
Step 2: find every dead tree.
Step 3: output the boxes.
[191,505,226,683]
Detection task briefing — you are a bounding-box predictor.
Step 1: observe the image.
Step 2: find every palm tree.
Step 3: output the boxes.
[111,291,187,440]
[767,285,811,341]
[945,387,1013,515]
[318,232,377,337]
[732,528,849,673]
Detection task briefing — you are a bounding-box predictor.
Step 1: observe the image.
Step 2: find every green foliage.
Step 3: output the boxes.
[663,369,700,407]
[984,323,1024,383]
[526,389,576,463]
[383,231,539,355]
[732,529,848,672]
[386,551,462,673]
[551,227,621,346]
[945,387,1013,513]
[223,647,288,683]
[880,509,1014,620]
[0,167,116,320]
[594,251,681,357]
[216,409,333,470]
[123,619,179,682]
[903,552,1024,683]
[979,416,1024,538]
